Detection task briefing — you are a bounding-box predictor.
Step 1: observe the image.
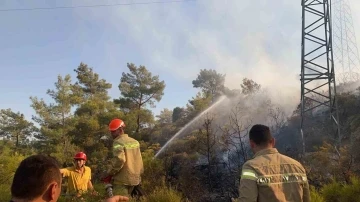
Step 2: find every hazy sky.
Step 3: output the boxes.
[1,0,360,121]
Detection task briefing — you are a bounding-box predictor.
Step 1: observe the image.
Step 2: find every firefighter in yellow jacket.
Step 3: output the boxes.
[236,124,310,202]
[105,118,144,197]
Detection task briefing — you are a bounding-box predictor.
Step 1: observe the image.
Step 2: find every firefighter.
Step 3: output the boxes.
[104,118,144,198]
[10,155,62,202]
[60,152,97,198]
[236,124,310,202]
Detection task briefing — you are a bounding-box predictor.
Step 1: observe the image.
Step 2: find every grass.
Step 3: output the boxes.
[56,184,183,202]
[140,187,183,202]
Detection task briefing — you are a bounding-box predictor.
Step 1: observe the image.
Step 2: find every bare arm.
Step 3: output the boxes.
[88,180,94,191]
[59,168,69,177]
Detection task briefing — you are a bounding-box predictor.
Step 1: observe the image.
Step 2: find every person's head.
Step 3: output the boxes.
[73,152,87,169]
[11,154,62,202]
[249,124,275,154]
[109,118,126,139]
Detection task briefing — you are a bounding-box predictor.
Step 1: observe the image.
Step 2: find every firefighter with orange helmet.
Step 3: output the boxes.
[60,152,97,198]
[104,118,144,198]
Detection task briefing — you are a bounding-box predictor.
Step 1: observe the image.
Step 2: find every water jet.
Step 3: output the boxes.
[154,95,228,158]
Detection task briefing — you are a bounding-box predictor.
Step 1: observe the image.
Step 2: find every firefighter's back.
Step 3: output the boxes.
[248,148,308,202]
[114,134,144,185]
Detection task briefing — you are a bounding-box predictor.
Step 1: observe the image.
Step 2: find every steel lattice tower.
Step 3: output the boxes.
[332,0,360,84]
[300,0,341,153]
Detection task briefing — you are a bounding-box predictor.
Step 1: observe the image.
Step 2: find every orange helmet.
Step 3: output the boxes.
[109,118,126,131]
[74,152,87,161]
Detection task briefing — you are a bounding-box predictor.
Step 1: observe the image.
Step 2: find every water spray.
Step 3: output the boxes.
[154,95,228,158]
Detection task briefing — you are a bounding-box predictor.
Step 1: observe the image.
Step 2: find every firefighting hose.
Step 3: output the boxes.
[105,183,114,197]
[101,175,114,198]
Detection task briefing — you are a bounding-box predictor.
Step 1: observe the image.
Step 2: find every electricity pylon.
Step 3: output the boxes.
[300,0,341,154]
[332,0,360,84]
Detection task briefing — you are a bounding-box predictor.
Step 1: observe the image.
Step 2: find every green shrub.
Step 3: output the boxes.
[141,186,183,202]
[321,179,343,202]
[318,176,360,202]
[0,144,28,201]
[57,184,183,202]
[337,177,360,202]
[0,146,27,178]
[310,186,325,202]
[141,149,166,193]
[0,184,11,201]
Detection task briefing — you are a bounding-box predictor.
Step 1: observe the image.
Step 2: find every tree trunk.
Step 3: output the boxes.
[136,114,140,133]
[136,94,143,134]
[16,134,19,147]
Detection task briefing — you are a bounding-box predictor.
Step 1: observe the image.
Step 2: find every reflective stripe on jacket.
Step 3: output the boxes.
[238,148,310,202]
[108,134,144,186]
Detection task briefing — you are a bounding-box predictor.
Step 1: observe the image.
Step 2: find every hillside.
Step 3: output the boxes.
[1,63,360,201]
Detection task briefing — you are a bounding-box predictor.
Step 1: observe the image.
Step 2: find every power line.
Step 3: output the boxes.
[0,0,196,12]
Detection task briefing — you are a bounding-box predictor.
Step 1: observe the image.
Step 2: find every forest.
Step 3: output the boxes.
[1,62,360,202]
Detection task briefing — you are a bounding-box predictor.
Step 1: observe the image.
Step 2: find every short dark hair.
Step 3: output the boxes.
[249,124,273,146]
[11,154,61,200]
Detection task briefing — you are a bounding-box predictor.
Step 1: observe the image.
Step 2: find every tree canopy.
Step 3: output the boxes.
[192,69,225,99]
[116,63,165,133]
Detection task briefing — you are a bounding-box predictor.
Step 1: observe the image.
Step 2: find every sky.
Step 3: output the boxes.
[1,0,360,122]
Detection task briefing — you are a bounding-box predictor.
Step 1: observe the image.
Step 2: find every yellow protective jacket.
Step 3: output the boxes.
[238,148,310,202]
[108,134,144,186]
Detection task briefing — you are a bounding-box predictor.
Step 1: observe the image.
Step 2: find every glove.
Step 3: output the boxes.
[101,175,113,184]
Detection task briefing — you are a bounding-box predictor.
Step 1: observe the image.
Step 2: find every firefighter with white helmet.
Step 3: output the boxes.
[104,118,144,198]
[60,152,97,198]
